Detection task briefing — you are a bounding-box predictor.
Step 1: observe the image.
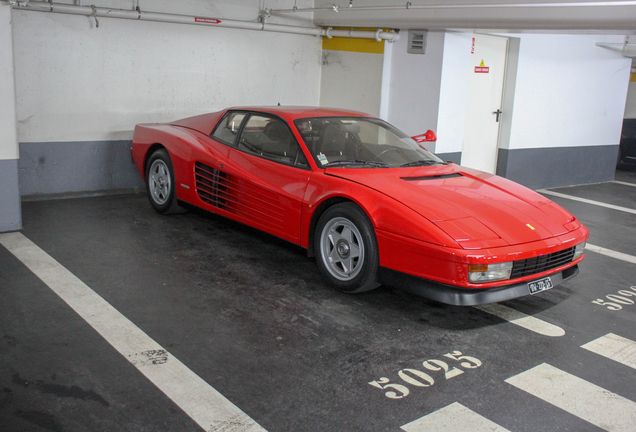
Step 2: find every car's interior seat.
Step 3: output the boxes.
[263,121,297,162]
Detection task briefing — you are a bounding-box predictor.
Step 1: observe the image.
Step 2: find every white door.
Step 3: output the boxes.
[461,34,508,174]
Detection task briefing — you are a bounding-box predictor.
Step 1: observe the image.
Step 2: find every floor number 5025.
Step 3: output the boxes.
[592,286,636,311]
[369,351,482,399]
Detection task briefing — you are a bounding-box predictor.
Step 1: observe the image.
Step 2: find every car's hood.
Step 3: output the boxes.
[326,165,575,248]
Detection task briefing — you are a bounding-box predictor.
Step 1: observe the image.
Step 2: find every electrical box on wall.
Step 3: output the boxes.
[407,30,427,54]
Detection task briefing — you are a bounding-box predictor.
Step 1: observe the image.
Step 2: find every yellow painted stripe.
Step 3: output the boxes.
[631,73,636,82]
[322,28,390,54]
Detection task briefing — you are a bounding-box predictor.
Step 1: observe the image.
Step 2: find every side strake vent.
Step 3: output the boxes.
[402,173,463,181]
[195,162,229,210]
[194,161,286,231]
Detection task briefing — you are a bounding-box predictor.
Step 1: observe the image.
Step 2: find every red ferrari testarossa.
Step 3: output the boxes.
[132,106,588,305]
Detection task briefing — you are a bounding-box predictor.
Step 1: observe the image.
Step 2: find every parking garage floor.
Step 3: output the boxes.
[1,168,636,432]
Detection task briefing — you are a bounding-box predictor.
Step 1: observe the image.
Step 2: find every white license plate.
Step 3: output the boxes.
[528,277,553,294]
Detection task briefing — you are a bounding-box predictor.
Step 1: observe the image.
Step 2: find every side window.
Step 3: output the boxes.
[238,115,309,168]
[211,112,247,145]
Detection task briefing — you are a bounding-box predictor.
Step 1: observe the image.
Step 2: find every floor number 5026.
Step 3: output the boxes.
[369,351,482,399]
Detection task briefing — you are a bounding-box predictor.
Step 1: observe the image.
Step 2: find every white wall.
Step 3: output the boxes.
[0,2,18,160]
[384,30,445,139]
[320,50,384,116]
[435,32,472,155]
[507,34,631,150]
[12,0,321,144]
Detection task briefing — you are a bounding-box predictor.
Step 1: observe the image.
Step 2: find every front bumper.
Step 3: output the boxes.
[379,264,579,306]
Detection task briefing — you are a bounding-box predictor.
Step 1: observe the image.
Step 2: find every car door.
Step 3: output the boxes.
[218,113,312,244]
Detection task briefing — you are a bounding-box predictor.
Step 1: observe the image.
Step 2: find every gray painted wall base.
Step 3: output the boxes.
[16,141,618,199]
[0,159,22,232]
[19,141,145,196]
[436,152,462,165]
[497,145,619,190]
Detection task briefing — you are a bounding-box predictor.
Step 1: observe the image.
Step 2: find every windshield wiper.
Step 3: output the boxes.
[323,160,389,168]
[400,160,445,168]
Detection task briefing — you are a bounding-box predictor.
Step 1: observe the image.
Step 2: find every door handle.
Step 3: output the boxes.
[493,109,503,122]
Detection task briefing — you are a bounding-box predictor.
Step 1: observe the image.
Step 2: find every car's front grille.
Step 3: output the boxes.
[511,246,575,279]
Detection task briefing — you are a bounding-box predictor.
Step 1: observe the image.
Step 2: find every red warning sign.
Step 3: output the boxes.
[475,59,489,73]
[195,18,222,24]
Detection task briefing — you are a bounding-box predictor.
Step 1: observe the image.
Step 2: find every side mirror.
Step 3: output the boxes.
[412,130,437,143]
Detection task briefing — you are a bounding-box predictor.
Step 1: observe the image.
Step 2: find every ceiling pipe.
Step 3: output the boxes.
[7,1,399,41]
[269,0,636,13]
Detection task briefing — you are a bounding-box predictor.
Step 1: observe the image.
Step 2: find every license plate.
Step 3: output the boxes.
[528,277,553,294]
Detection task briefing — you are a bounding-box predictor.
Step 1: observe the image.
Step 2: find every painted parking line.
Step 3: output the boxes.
[506,363,636,432]
[582,333,636,370]
[613,180,636,188]
[0,232,266,432]
[586,243,636,264]
[400,402,510,432]
[474,303,565,337]
[538,189,636,215]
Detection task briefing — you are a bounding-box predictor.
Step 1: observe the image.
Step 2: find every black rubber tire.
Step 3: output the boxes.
[314,202,380,293]
[145,149,183,215]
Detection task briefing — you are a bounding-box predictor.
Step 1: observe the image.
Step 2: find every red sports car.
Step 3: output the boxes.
[131,106,588,305]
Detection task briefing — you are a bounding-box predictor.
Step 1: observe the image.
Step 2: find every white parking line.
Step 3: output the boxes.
[474,303,565,337]
[400,402,510,432]
[585,244,636,264]
[613,180,636,188]
[506,363,636,432]
[538,189,636,215]
[582,333,636,370]
[0,232,266,432]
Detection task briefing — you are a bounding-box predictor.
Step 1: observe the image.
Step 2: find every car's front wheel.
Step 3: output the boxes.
[145,149,182,214]
[314,203,380,293]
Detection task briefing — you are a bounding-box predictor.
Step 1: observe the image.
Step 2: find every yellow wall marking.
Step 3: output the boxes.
[322,28,391,54]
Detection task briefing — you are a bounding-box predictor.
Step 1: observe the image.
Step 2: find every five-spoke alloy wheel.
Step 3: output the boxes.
[145,149,182,214]
[315,203,380,293]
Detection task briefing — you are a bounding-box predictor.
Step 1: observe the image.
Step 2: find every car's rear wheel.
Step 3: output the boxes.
[315,203,380,293]
[145,149,182,214]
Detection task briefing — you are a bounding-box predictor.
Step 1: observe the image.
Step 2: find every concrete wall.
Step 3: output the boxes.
[501,34,630,188]
[12,0,321,196]
[320,50,384,116]
[434,31,472,160]
[625,75,636,119]
[0,3,21,232]
[383,31,445,142]
[382,31,631,188]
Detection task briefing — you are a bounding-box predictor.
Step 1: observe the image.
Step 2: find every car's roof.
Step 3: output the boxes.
[227,106,373,120]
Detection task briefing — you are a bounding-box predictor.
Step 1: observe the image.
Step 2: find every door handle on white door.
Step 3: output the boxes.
[493,109,502,122]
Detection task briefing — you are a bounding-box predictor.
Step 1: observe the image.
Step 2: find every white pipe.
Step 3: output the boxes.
[9,1,399,41]
[270,0,636,13]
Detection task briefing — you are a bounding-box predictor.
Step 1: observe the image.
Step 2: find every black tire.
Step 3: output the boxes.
[145,149,183,214]
[314,202,380,293]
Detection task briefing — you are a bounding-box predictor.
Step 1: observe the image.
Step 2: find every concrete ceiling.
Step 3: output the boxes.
[270,0,636,33]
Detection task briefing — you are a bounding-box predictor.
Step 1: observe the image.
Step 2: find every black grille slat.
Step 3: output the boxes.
[511,247,576,279]
[195,162,228,209]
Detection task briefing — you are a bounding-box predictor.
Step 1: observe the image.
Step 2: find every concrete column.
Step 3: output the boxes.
[0,2,21,232]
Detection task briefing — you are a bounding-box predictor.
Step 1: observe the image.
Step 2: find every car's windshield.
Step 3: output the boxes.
[293,117,445,168]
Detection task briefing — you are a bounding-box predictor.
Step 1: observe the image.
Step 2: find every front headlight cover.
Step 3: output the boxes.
[573,241,586,261]
[468,262,513,283]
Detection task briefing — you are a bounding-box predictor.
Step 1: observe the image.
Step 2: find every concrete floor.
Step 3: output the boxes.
[1,167,636,432]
